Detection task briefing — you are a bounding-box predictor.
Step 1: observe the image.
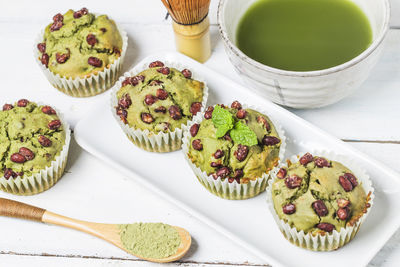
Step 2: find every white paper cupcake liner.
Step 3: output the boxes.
[182,103,286,200]
[0,104,71,195]
[266,150,374,251]
[110,60,209,153]
[34,17,128,97]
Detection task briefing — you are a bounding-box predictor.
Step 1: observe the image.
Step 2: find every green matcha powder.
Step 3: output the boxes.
[119,223,181,259]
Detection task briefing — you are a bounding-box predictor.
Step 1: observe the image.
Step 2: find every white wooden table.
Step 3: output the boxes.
[1,1,399,266]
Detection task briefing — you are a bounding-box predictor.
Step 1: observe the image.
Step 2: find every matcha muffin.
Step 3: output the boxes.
[112,60,208,152]
[267,152,374,251]
[183,102,285,200]
[35,8,127,97]
[0,100,70,195]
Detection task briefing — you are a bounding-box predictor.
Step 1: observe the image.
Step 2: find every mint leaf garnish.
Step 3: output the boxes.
[230,121,258,146]
[212,105,234,138]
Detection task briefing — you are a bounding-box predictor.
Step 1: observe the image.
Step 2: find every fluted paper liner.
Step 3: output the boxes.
[110,60,209,153]
[34,17,128,97]
[266,150,374,251]
[0,105,71,195]
[182,104,286,200]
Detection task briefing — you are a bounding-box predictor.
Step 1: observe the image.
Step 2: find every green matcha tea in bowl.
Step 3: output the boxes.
[182,101,286,200]
[0,100,71,195]
[218,0,390,108]
[266,151,374,251]
[35,8,128,97]
[111,60,208,152]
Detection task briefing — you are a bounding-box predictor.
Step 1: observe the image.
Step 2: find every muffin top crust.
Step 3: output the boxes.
[37,8,123,78]
[272,153,369,234]
[1,100,66,179]
[115,61,205,133]
[188,102,282,184]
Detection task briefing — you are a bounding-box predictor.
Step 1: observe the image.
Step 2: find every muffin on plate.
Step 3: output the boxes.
[267,152,374,251]
[112,60,208,152]
[0,100,71,195]
[35,8,127,97]
[183,101,285,200]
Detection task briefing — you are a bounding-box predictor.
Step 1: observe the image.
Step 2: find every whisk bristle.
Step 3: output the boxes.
[161,0,211,25]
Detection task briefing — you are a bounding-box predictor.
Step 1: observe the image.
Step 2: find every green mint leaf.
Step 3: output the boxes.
[212,105,234,138]
[230,121,258,146]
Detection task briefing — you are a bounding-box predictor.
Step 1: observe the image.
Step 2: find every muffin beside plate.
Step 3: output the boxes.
[183,101,285,200]
[112,60,208,152]
[35,8,128,97]
[267,151,374,251]
[0,100,71,195]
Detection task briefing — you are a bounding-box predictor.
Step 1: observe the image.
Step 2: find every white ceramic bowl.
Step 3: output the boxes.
[217,0,390,109]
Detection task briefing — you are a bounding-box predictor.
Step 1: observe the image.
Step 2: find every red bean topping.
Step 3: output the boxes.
[204,106,214,119]
[231,100,242,110]
[141,113,154,124]
[216,166,230,178]
[285,175,302,189]
[156,88,168,100]
[337,198,351,208]
[150,80,163,86]
[37,43,46,53]
[234,144,249,162]
[168,105,182,120]
[100,28,107,33]
[123,75,145,86]
[339,175,354,192]
[262,135,280,146]
[233,169,244,179]
[316,223,335,232]
[190,124,200,137]
[192,139,203,151]
[299,152,313,165]
[181,69,192,79]
[276,168,287,179]
[17,99,29,107]
[2,104,13,111]
[48,120,62,130]
[3,168,14,179]
[343,173,358,187]
[190,102,202,115]
[73,8,88,19]
[337,207,350,220]
[53,13,63,22]
[314,157,330,168]
[149,61,164,68]
[154,106,167,113]
[256,116,270,132]
[41,53,49,67]
[283,203,296,215]
[41,105,56,115]
[223,133,232,142]
[50,21,63,32]
[38,135,52,147]
[86,34,97,46]
[157,67,170,75]
[210,161,222,168]
[10,153,26,163]
[56,50,70,64]
[88,57,102,67]
[116,108,128,124]
[236,109,247,119]
[144,94,157,106]
[118,94,132,109]
[19,147,35,161]
[312,200,329,217]
[213,149,224,159]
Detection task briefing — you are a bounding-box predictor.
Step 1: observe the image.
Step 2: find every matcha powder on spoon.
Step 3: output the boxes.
[119,223,181,259]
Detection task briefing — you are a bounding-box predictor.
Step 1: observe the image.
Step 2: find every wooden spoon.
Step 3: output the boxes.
[0,198,191,263]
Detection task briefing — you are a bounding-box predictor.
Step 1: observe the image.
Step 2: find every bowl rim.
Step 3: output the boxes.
[217,0,391,77]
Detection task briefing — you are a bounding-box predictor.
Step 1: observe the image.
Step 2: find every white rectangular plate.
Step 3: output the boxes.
[74,52,400,267]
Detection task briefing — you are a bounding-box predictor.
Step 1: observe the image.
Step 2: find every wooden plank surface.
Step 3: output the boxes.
[1,0,399,266]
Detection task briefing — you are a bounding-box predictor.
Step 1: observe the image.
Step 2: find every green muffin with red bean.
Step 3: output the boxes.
[183,101,285,200]
[0,100,70,195]
[268,152,373,251]
[112,60,208,152]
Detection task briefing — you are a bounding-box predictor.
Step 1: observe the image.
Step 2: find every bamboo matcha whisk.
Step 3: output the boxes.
[161,0,211,63]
